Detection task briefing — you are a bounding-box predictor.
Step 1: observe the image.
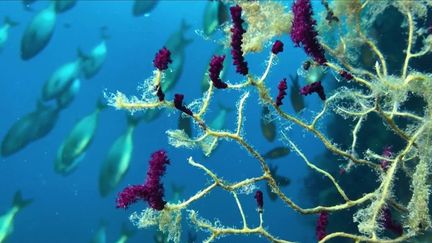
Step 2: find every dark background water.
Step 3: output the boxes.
[0,1,328,242]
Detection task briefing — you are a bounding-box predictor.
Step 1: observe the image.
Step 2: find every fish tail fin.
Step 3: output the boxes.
[126,114,142,127]
[13,191,33,209]
[289,74,299,86]
[120,223,136,238]
[180,19,193,46]
[171,183,185,195]
[96,97,108,111]
[180,19,191,32]
[100,26,110,40]
[218,102,233,113]
[4,16,19,27]
[76,48,89,61]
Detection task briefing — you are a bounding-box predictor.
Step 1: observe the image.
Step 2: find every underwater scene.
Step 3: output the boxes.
[1,0,432,242]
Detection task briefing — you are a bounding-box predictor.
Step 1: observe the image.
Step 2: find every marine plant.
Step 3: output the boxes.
[106,0,432,242]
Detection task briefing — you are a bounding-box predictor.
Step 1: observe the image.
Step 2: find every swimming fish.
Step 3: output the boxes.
[289,74,305,113]
[187,231,197,243]
[90,219,107,243]
[0,17,19,52]
[263,146,290,160]
[165,19,193,53]
[78,27,109,80]
[209,103,233,130]
[160,20,193,93]
[1,102,61,157]
[202,0,229,37]
[56,78,80,109]
[42,60,82,101]
[160,50,185,93]
[260,106,276,142]
[20,3,57,60]
[99,116,140,197]
[266,164,290,201]
[0,192,33,243]
[54,100,105,175]
[54,0,77,14]
[132,0,158,17]
[114,223,135,243]
[178,113,192,138]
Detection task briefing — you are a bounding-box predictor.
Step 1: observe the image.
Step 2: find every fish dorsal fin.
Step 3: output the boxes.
[4,16,19,27]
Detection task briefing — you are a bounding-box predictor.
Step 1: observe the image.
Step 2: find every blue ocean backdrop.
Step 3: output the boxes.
[0,1,330,242]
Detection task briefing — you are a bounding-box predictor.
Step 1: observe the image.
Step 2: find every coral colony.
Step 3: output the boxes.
[116,150,170,211]
[108,0,432,242]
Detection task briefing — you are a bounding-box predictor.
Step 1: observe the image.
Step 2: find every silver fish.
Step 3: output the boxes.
[42,60,82,101]
[99,116,140,197]
[54,0,77,14]
[78,27,109,79]
[165,19,193,53]
[114,223,135,243]
[202,0,228,36]
[289,74,305,113]
[0,17,19,52]
[56,78,80,109]
[209,103,233,130]
[178,113,192,138]
[260,106,276,142]
[90,219,107,243]
[1,102,61,157]
[263,146,290,160]
[20,4,57,60]
[54,101,105,175]
[132,0,158,17]
[0,191,33,243]
[266,164,290,201]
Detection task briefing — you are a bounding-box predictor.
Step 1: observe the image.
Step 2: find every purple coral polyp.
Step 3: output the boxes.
[174,94,193,116]
[291,0,327,65]
[271,40,284,55]
[230,5,249,76]
[254,190,264,211]
[153,47,172,71]
[276,78,288,106]
[116,150,170,211]
[300,81,326,101]
[209,55,228,89]
[339,70,353,80]
[316,211,329,240]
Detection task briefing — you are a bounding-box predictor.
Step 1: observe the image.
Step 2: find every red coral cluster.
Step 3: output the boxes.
[116,150,170,211]
[291,0,327,65]
[339,70,353,80]
[316,211,329,240]
[230,5,249,75]
[254,190,264,212]
[174,94,193,116]
[153,47,172,71]
[271,40,284,55]
[300,81,326,101]
[381,207,403,236]
[275,78,288,106]
[209,55,228,89]
[380,146,393,172]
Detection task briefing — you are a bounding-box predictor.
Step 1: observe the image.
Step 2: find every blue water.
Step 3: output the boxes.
[0,1,328,242]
